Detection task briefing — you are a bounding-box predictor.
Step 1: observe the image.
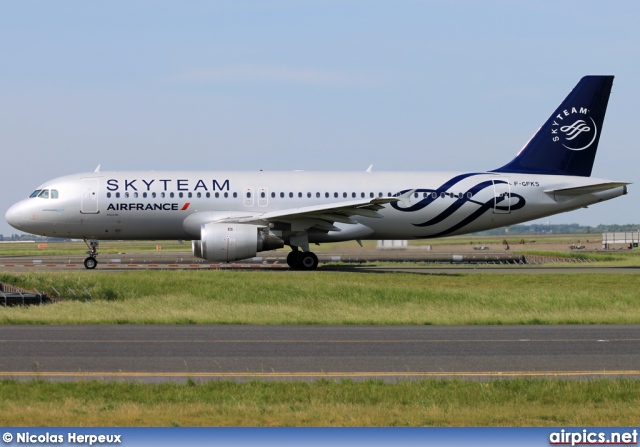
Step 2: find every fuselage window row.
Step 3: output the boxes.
[104,190,473,200]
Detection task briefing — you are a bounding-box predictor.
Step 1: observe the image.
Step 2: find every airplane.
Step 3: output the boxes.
[5,75,629,270]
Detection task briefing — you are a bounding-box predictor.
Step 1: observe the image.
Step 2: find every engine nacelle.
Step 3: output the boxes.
[193,223,284,262]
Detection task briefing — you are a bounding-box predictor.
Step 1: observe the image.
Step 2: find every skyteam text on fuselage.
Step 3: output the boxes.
[5,76,629,270]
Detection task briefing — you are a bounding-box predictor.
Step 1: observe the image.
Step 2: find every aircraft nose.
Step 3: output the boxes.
[5,201,27,231]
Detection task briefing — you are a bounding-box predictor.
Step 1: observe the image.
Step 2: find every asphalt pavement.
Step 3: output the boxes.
[0,325,638,382]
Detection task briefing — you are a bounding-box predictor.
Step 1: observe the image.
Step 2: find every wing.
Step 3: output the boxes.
[182,193,411,237]
[237,197,398,232]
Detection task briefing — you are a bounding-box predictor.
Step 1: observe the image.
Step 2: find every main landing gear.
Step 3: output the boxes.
[286,250,319,270]
[83,239,99,270]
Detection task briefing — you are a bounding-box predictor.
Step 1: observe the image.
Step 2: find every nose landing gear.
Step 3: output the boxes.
[83,239,99,270]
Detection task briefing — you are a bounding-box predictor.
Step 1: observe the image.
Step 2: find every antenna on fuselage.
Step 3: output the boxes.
[94,164,101,173]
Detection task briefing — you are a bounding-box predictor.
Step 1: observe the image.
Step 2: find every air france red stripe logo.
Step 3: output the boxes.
[181,202,191,210]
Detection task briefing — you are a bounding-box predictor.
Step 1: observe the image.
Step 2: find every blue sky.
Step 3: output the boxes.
[1,1,639,236]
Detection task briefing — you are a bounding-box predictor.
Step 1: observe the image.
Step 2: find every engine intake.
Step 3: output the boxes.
[192,223,284,262]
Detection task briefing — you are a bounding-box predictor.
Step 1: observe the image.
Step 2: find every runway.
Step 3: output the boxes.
[1,253,639,274]
[1,325,639,382]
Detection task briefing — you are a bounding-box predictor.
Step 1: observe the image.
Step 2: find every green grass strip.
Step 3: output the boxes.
[1,271,640,324]
[1,379,639,426]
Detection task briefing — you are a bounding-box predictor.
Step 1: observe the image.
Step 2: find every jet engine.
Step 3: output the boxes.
[192,223,284,262]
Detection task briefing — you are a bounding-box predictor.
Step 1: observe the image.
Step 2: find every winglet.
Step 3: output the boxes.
[397,189,416,206]
[366,164,373,173]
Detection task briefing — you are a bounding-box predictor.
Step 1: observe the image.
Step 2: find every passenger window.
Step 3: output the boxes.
[325,192,329,198]
[343,192,347,198]
[107,192,111,198]
[280,192,284,198]
[298,192,302,198]
[247,192,251,198]
[179,192,183,198]
[125,192,129,198]
[134,192,139,198]
[205,192,209,198]
[38,190,49,199]
[116,192,121,198]
[440,192,446,198]
[161,192,165,198]
[271,192,275,198]
[188,192,193,198]
[143,192,147,198]
[51,189,59,199]
[316,192,320,198]
[361,192,365,198]
[370,192,374,198]
[262,192,266,198]
[432,192,437,199]
[307,192,312,198]
[289,192,293,198]
[29,190,41,198]
[196,192,201,198]
[352,192,356,198]
[215,192,219,198]
[233,192,237,198]
[170,192,175,198]
[334,192,338,198]
[224,192,228,198]
[152,192,157,198]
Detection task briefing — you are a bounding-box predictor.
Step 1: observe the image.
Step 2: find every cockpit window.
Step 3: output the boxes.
[29,190,42,198]
[51,189,59,199]
[38,189,50,199]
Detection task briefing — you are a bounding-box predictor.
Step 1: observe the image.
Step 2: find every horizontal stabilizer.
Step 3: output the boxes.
[544,182,630,196]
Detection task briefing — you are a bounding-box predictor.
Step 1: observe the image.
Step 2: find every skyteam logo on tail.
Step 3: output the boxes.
[551,107,598,151]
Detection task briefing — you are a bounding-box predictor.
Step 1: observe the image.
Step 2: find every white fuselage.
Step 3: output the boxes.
[5,170,627,242]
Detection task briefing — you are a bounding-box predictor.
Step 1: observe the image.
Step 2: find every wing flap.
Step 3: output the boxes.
[237,197,398,230]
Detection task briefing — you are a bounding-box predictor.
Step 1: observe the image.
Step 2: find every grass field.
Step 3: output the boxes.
[1,379,639,426]
[1,270,640,324]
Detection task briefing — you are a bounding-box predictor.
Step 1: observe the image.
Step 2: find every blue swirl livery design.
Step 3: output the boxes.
[391,175,526,237]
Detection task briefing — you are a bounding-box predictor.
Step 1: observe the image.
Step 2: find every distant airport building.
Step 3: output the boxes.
[602,231,640,249]
[377,240,408,249]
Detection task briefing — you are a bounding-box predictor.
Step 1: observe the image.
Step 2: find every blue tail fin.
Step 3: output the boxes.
[493,75,614,177]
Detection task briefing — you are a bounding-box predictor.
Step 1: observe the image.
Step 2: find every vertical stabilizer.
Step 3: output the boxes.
[493,75,614,176]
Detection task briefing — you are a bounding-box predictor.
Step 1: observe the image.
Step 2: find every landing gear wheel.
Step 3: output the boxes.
[286,251,303,269]
[83,239,99,270]
[299,252,319,270]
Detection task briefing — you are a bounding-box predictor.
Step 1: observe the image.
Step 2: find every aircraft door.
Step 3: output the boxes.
[243,187,254,207]
[492,179,511,214]
[258,187,268,207]
[81,178,100,214]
